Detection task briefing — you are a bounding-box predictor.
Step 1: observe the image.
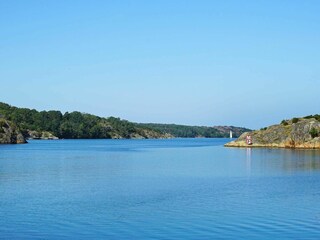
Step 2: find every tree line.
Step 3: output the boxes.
[0,102,156,139]
[0,102,250,139]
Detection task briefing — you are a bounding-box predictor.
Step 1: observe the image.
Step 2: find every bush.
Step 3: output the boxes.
[281,120,288,126]
[292,118,299,124]
[304,114,320,121]
[309,127,319,138]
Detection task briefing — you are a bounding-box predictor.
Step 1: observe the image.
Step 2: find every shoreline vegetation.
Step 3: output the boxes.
[0,102,249,144]
[225,115,320,149]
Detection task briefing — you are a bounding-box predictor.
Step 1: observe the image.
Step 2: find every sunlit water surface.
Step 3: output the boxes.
[1,139,320,239]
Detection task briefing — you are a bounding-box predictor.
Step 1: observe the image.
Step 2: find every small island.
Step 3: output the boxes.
[225,115,320,149]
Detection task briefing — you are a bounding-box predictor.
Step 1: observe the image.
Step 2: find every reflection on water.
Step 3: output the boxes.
[281,149,320,171]
[247,148,320,173]
[0,139,320,239]
[246,147,252,175]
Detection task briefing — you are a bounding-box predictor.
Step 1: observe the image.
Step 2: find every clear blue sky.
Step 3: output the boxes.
[1,0,319,129]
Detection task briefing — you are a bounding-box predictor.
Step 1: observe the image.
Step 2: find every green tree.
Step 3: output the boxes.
[310,128,319,138]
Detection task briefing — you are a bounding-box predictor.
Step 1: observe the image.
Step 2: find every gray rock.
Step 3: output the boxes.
[225,118,320,149]
[0,119,27,144]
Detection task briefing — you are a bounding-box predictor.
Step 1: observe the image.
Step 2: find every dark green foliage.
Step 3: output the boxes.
[260,127,267,130]
[304,114,320,121]
[292,118,299,123]
[309,127,319,138]
[138,123,222,137]
[107,117,137,138]
[0,102,250,139]
[0,102,149,139]
[281,120,288,126]
[137,123,250,138]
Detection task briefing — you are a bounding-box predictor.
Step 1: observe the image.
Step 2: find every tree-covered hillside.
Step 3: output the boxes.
[136,123,250,138]
[0,102,250,139]
[0,102,166,139]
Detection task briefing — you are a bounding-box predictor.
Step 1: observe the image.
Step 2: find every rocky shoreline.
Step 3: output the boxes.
[225,117,320,149]
[0,119,27,144]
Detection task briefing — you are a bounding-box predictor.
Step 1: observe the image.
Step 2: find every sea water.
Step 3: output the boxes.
[1,139,320,239]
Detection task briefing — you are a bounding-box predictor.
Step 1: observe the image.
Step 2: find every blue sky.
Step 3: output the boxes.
[1,0,319,129]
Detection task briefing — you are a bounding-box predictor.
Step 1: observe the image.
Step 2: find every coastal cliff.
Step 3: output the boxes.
[0,118,26,144]
[225,116,320,149]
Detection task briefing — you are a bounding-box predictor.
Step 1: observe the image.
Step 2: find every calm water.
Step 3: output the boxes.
[1,139,320,239]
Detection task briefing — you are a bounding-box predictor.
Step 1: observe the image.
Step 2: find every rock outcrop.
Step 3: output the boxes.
[225,118,320,149]
[27,130,59,140]
[0,118,27,144]
[109,129,173,139]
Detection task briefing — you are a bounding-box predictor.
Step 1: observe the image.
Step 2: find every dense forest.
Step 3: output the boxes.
[137,123,250,138]
[0,102,165,139]
[0,102,250,139]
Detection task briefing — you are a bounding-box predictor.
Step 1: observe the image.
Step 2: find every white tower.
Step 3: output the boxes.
[230,130,233,139]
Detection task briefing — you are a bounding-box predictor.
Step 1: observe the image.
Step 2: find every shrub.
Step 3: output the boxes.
[304,114,320,121]
[309,127,319,138]
[292,118,299,124]
[281,120,288,126]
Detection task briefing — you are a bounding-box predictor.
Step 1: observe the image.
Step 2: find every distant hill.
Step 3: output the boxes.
[0,102,249,141]
[0,102,170,140]
[136,123,250,138]
[225,115,320,149]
